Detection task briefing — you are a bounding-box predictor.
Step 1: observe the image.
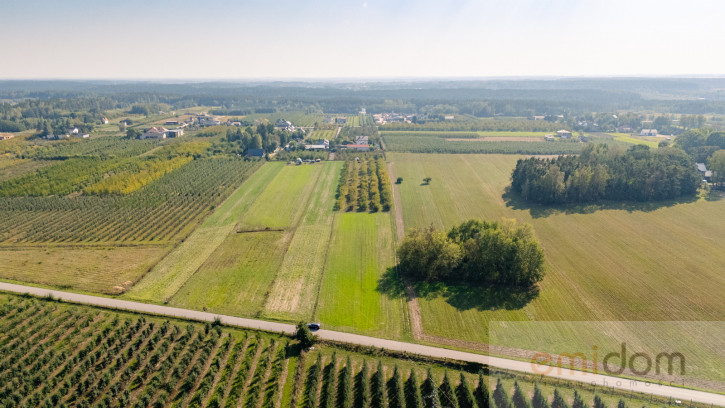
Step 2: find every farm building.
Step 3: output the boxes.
[0,134,15,140]
[246,148,265,158]
[198,116,221,127]
[344,144,370,152]
[68,127,79,134]
[354,136,368,145]
[101,117,109,124]
[640,129,658,136]
[165,120,179,125]
[305,144,327,150]
[275,119,294,131]
[166,129,184,138]
[544,134,555,141]
[556,130,572,139]
[140,127,168,139]
[696,163,712,180]
[334,117,347,124]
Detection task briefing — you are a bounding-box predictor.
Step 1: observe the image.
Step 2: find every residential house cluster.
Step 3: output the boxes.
[275,119,295,131]
[304,139,330,151]
[140,127,185,139]
[373,112,415,125]
[46,127,90,140]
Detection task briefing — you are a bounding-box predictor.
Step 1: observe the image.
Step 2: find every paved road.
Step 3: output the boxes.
[1,282,723,406]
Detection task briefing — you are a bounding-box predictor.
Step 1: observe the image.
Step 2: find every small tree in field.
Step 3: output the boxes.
[294,322,317,349]
[396,177,403,184]
[423,177,432,185]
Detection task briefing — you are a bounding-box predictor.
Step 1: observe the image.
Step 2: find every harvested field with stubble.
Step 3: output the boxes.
[388,152,725,385]
[0,246,168,294]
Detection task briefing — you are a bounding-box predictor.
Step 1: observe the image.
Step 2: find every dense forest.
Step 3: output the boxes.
[510,144,702,204]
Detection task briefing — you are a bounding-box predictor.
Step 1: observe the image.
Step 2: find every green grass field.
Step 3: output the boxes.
[308,129,337,140]
[131,161,351,325]
[613,135,660,148]
[169,230,288,315]
[125,162,284,302]
[381,130,550,138]
[389,153,725,386]
[315,212,411,340]
[261,161,342,322]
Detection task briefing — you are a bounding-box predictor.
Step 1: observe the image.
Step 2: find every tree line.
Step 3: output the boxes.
[510,144,701,204]
[397,219,545,289]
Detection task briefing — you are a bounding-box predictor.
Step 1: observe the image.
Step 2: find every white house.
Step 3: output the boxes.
[556,130,572,139]
[305,144,328,150]
[640,129,658,136]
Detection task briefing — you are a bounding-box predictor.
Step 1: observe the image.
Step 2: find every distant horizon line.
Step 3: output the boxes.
[1,74,725,83]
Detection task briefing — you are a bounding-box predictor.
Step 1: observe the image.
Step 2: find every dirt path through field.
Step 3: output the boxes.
[386,160,425,340]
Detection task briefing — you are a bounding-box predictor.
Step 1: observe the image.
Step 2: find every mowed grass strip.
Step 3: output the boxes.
[262,161,343,322]
[0,246,168,294]
[125,162,282,302]
[169,231,288,316]
[238,164,324,230]
[316,212,411,340]
[164,163,334,317]
[390,153,725,383]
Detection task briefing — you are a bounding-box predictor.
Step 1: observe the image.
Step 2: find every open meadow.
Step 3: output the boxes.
[315,212,411,340]
[388,153,725,387]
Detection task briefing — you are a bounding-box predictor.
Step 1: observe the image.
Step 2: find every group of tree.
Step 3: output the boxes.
[674,128,725,162]
[334,157,392,212]
[397,218,545,289]
[212,123,291,156]
[510,144,701,204]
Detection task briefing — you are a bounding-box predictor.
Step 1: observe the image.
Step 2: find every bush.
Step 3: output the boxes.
[294,322,317,349]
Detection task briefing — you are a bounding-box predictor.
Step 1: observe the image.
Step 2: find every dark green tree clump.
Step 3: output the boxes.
[397,218,545,289]
[294,322,318,349]
[510,144,701,204]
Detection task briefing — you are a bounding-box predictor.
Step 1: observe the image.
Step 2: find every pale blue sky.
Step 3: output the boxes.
[1,0,723,79]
